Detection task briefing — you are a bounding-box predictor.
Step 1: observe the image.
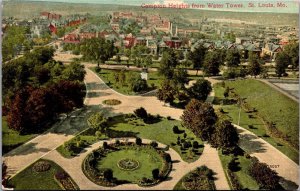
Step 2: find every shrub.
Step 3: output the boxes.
[150,141,158,148]
[115,139,120,145]
[136,137,142,145]
[33,161,51,172]
[192,141,199,149]
[95,131,101,138]
[152,168,160,179]
[102,99,121,105]
[183,133,187,138]
[173,125,180,134]
[55,171,68,180]
[95,67,101,73]
[167,116,172,120]
[102,142,108,149]
[134,107,148,119]
[103,169,113,181]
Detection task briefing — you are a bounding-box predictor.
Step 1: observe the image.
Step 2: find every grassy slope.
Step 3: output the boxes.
[218,150,259,190]
[8,159,78,190]
[213,80,299,163]
[2,117,37,154]
[98,148,162,182]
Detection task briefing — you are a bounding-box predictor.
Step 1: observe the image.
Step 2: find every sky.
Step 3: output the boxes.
[4,0,299,13]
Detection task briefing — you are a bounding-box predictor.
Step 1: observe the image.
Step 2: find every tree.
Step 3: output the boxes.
[283,42,299,70]
[249,159,280,189]
[173,68,189,88]
[181,99,218,141]
[248,53,262,78]
[134,107,148,119]
[275,52,290,77]
[157,80,177,104]
[62,62,86,82]
[211,120,239,149]
[158,49,179,79]
[2,162,8,186]
[115,54,121,64]
[127,73,148,92]
[80,38,116,68]
[87,112,107,131]
[143,56,153,68]
[225,50,240,68]
[223,86,229,98]
[188,79,212,101]
[189,45,207,75]
[203,51,221,76]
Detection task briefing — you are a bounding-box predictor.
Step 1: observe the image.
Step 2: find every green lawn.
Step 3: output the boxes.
[109,115,204,163]
[2,117,37,154]
[213,81,299,163]
[7,159,78,190]
[218,150,259,190]
[97,148,162,182]
[92,68,161,95]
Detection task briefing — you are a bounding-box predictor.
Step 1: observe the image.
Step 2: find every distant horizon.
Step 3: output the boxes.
[3,0,299,13]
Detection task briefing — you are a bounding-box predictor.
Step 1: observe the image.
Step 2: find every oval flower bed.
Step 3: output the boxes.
[102,99,122,106]
[82,141,172,187]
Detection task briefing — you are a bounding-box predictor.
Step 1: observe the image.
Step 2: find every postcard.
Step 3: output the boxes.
[1,0,299,190]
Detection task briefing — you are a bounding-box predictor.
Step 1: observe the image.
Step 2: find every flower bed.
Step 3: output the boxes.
[54,171,78,190]
[102,99,122,106]
[33,161,51,172]
[117,158,140,171]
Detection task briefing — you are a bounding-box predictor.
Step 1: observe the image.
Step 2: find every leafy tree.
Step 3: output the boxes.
[224,32,236,43]
[203,51,221,76]
[158,49,179,79]
[211,120,239,149]
[134,107,148,119]
[173,68,189,88]
[87,112,107,131]
[249,158,280,189]
[62,62,86,82]
[181,99,218,141]
[157,80,177,104]
[225,50,240,68]
[275,52,290,77]
[127,73,148,92]
[188,79,212,101]
[80,38,116,68]
[283,42,299,70]
[248,53,262,78]
[189,45,207,75]
[143,56,153,68]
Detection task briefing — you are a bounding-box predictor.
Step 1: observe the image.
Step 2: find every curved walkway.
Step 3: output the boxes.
[43,138,229,190]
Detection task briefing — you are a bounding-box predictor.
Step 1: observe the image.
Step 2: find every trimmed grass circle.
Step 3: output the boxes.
[117,158,140,171]
[102,99,121,106]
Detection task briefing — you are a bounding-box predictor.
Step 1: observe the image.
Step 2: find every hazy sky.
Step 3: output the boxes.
[4,0,299,13]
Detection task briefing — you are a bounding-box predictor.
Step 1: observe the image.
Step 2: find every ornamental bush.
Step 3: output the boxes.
[33,161,51,172]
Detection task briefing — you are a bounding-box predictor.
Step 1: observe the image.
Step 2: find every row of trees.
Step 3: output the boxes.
[181,99,239,150]
[3,47,86,133]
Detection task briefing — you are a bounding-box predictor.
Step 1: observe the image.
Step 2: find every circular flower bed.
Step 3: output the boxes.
[102,99,121,106]
[117,158,140,171]
[82,141,172,187]
[33,161,51,172]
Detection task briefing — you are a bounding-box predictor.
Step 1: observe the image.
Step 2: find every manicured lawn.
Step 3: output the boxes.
[218,150,259,190]
[213,82,299,163]
[57,128,106,158]
[7,159,78,190]
[92,68,161,95]
[97,148,162,182]
[109,115,204,163]
[2,117,37,154]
